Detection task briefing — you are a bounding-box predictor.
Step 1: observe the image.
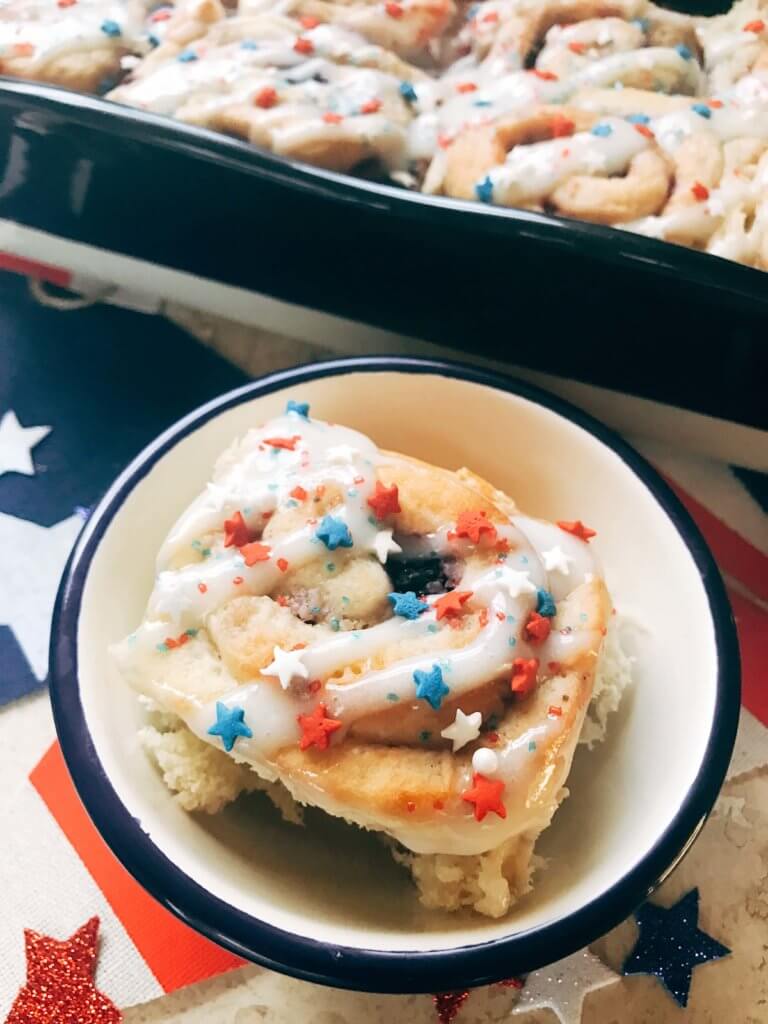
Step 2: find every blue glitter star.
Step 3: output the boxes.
[623,889,730,1007]
[536,588,557,617]
[388,591,429,620]
[413,664,450,710]
[286,399,310,418]
[207,702,253,752]
[316,515,353,551]
[475,176,494,203]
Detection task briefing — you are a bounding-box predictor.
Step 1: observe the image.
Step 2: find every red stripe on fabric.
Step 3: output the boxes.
[662,475,768,603]
[727,588,768,727]
[0,253,71,287]
[30,743,244,992]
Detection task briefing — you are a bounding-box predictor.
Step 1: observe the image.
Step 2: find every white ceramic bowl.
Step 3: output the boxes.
[50,357,739,993]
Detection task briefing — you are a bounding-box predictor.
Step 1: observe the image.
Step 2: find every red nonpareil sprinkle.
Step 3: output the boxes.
[315,484,326,499]
[433,799,444,810]
[233,576,244,585]
[568,40,586,53]
[548,660,562,673]
[386,0,404,15]
[309,679,322,693]
[58,0,78,7]
[557,519,596,541]
[323,111,343,124]
[462,773,506,821]
[496,610,505,621]
[531,68,558,80]
[456,81,477,93]
[297,703,342,751]
[13,43,34,56]
[294,36,314,54]
[361,98,382,114]
[743,18,765,31]
[367,480,401,519]
[437,133,454,148]
[481,10,498,22]
[292,642,308,650]
[497,978,524,989]
[434,590,473,621]
[224,510,253,548]
[433,992,470,1024]
[277,557,289,572]
[290,485,308,500]
[511,657,539,697]
[276,594,288,606]
[353,475,365,484]
[486,732,499,744]
[709,98,723,107]
[548,705,563,717]
[478,608,490,627]
[262,510,273,521]
[524,611,552,644]
[635,123,655,139]
[496,537,511,553]
[550,112,575,138]
[561,147,571,157]
[240,541,271,566]
[198,582,208,594]
[255,86,278,108]
[264,435,301,450]
[691,180,709,201]
[454,509,497,545]
[406,800,416,813]
[164,632,190,649]
[300,14,320,27]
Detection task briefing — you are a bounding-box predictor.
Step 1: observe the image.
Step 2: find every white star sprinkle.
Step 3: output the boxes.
[511,948,619,1024]
[503,569,537,598]
[326,444,360,464]
[373,529,402,564]
[262,645,309,689]
[542,546,573,575]
[0,411,51,478]
[440,708,482,752]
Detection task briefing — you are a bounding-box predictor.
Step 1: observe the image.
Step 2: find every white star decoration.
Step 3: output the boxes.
[0,411,51,478]
[511,949,619,1024]
[503,569,537,599]
[373,529,402,564]
[542,546,573,575]
[440,708,482,752]
[326,444,360,464]
[262,645,309,689]
[0,511,83,680]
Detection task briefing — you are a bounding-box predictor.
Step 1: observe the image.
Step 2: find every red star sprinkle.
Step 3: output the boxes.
[524,611,551,644]
[298,703,342,751]
[294,36,314,54]
[453,509,497,545]
[323,111,343,124]
[164,632,190,649]
[277,557,289,572]
[6,917,121,1024]
[255,86,278,108]
[386,1,404,15]
[434,590,473,620]
[361,98,382,114]
[743,18,765,31]
[224,510,253,548]
[691,181,709,201]
[551,112,575,137]
[557,519,596,541]
[290,485,308,500]
[367,480,401,519]
[432,991,470,1023]
[240,541,271,566]
[300,14,320,27]
[462,772,506,821]
[511,657,539,696]
[264,435,301,450]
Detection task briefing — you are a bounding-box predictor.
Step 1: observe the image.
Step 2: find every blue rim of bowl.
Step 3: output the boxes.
[49,355,741,994]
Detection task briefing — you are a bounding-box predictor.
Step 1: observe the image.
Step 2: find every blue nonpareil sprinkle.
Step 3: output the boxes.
[467,3,479,17]
[286,499,298,508]
[508,636,517,647]
[331,617,341,631]
[241,39,259,50]
[676,44,693,60]
[347,488,358,497]
[191,539,202,550]
[156,642,168,653]
[326,562,336,573]
[386,692,400,702]
[591,122,613,137]
[101,19,122,36]
[472,99,492,107]
[626,112,651,124]
[148,32,160,47]
[352,631,362,640]
[286,399,309,417]
[341,595,350,605]
[427,623,438,633]
[475,175,494,203]
[506,614,516,624]
[419,730,432,742]
[691,103,711,118]
[631,17,650,31]
[520,555,529,564]
[536,588,557,617]
[399,81,417,103]
[178,49,198,62]
[528,740,537,752]
[268,483,279,490]
[201,547,211,557]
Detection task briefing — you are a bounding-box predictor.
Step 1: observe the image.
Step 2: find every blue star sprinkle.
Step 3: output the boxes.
[286,399,310,417]
[101,19,122,36]
[623,889,730,1007]
[475,176,494,203]
[316,515,353,550]
[388,591,429,619]
[691,103,712,118]
[399,81,418,103]
[207,702,253,752]
[536,588,557,617]
[625,112,651,124]
[675,44,693,60]
[591,122,613,137]
[413,664,450,710]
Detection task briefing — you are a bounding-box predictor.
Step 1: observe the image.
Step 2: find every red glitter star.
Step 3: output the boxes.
[240,541,271,566]
[511,657,539,697]
[264,435,301,450]
[557,519,596,541]
[524,611,552,645]
[434,590,473,621]
[367,481,401,520]
[432,991,470,1023]
[223,510,253,548]
[462,772,507,821]
[298,703,342,751]
[6,917,121,1024]
[453,509,497,545]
